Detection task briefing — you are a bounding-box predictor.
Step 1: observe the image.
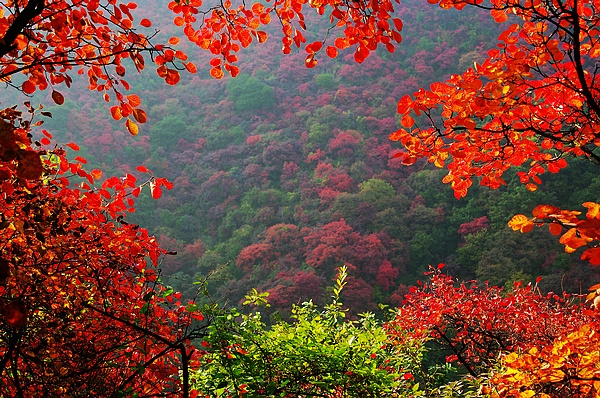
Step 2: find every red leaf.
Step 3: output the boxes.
[52,90,65,105]
[325,46,338,58]
[397,95,413,114]
[306,41,322,54]
[66,143,80,151]
[2,299,28,328]
[132,108,147,124]
[401,155,417,166]
[151,183,162,199]
[401,114,415,128]
[22,80,36,94]
[165,69,181,85]
[354,50,366,64]
[393,18,403,31]
[305,54,317,68]
[582,247,600,265]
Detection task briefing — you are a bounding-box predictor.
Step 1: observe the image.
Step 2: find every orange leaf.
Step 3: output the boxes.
[252,3,265,14]
[248,18,260,29]
[260,13,271,24]
[127,94,141,107]
[184,62,197,74]
[256,31,268,43]
[548,223,563,236]
[168,37,180,45]
[175,50,188,60]
[126,118,139,136]
[110,106,123,121]
[210,67,224,79]
[140,18,152,27]
[90,169,102,180]
[490,9,508,23]
[532,204,560,219]
[559,228,588,253]
[401,114,415,128]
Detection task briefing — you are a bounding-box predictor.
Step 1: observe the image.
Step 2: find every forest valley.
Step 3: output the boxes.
[2,0,600,396]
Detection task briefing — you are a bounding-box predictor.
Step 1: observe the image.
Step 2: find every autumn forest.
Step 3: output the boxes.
[2,0,600,396]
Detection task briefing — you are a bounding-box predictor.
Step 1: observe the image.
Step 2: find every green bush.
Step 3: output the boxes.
[191,267,423,397]
[226,74,275,112]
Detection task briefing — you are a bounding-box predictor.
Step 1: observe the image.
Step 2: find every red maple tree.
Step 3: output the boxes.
[0,111,204,396]
[388,0,600,199]
[0,2,208,395]
[387,265,592,378]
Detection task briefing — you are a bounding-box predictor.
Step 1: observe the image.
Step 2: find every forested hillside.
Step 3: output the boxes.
[26,0,599,315]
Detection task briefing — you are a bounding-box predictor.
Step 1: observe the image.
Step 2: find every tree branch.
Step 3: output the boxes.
[0,0,45,58]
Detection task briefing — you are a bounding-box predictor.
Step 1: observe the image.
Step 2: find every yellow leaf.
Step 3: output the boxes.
[583,202,600,219]
[126,118,139,136]
[508,214,534,233]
